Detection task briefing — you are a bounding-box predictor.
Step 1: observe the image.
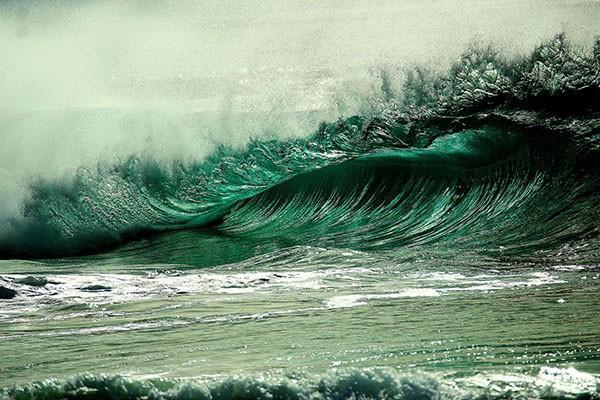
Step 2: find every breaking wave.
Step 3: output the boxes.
[0,34,599,260]
[2,367,598,400]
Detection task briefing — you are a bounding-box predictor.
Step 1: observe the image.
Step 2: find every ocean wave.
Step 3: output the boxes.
[0,34,598,259]
[2,367,598,400]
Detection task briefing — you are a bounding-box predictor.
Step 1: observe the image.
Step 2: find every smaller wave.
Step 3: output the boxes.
[1,367,598,400]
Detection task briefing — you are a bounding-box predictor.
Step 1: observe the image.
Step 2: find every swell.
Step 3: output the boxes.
[0,34,599,260]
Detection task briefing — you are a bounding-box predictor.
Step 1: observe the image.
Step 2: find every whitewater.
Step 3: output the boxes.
[0,1,599,399]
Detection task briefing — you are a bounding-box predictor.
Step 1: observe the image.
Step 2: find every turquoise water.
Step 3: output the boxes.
[1,33,599,399]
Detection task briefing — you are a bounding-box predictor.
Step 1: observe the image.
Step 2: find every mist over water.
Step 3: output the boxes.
[1,1,598,159]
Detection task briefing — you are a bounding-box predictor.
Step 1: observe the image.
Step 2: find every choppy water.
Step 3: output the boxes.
[1,15,600,400]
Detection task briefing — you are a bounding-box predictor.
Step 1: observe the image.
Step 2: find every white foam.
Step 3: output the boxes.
[326,288,441,309]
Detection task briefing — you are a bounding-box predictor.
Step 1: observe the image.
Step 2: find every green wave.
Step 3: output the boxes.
[0,34,598,260]
[218,125,597,257]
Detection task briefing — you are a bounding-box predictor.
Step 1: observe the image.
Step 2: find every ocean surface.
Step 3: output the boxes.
[1,3,600,398]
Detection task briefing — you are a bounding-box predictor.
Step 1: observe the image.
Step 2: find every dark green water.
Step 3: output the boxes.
[1,34,599,399]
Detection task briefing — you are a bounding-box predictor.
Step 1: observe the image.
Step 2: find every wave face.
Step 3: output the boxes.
[1,34,598,261]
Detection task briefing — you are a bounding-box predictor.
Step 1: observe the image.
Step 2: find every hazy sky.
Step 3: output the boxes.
[1,0,599,109]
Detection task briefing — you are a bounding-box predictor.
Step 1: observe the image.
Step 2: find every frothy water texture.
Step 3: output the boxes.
[1,1,599,399]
